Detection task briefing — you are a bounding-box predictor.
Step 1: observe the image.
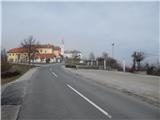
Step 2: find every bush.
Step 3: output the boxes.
[125,67,134,73]
[65,58,80,65]
[65,64,77,68]
[155,68,160,76]
[1,70,20,78]
[146,66,160,76]
[1,62,12,72]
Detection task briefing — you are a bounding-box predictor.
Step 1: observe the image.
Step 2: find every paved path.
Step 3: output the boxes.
[15,64,160,120]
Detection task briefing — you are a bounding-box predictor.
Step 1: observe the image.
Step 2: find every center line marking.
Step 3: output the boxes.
[51,72,58,78]
[67,84,112,119]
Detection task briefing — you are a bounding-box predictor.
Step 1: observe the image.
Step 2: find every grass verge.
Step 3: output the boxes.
[1,64,35,85]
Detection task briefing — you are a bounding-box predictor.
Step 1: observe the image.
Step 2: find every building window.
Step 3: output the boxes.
[40,50,42,53]
[45,50,47,53]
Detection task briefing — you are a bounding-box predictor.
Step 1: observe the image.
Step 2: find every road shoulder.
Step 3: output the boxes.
[1,67,38,120]
[62,66,160,108]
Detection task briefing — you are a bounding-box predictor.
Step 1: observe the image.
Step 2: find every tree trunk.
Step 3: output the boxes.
[28,53,31,64]
[138,61,141,70]
[132,59,136,70]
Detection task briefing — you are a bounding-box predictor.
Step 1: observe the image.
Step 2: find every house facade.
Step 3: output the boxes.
[7,44,61,63]
[7,48,28,63]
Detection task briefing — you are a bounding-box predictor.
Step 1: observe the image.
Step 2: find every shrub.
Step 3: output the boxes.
[146,65,160,76]
[65,64,76,68]
[1,70,20,78]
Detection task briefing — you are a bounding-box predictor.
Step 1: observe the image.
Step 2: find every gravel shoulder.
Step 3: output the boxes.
[63,66,160,107]
[1,67,38,120]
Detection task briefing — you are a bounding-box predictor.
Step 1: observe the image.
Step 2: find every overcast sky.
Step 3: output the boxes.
[2,1,159,65]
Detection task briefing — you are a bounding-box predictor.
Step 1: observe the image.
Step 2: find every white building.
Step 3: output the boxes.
[64,50,83,59]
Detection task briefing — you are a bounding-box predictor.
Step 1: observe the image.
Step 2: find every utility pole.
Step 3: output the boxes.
[104,59,106,70]
[60,37,64,62]
[123,60,126,72]
[112,43,115,58]
[60,38,64,56]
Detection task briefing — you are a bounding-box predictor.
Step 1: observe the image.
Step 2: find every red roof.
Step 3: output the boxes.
[8,44,60,53]
[34,44,54,48]
[8,48,27,53]
[33,54,55,59]
[54,46,61,50]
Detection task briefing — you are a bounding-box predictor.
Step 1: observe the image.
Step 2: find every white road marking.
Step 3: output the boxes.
[51,72,58,78]
[49,67,58,78]
[67,84,112,119]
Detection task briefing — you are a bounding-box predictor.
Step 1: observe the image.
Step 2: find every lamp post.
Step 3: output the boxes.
[123,60,126,72]
[112,43,115,58]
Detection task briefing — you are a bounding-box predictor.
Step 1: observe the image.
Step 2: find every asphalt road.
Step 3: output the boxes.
[18,64,159,120]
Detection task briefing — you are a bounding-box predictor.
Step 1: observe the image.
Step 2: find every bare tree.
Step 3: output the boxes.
[132,51,145,70]
[1,48,11,72]
[132,51,137,70]
[136,52,145,69]
[1,48,7,63]
[89,52,95,61]
[102,52,108,60]
[21,36,38,64]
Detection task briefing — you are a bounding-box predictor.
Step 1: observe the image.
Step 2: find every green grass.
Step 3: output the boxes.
[1,64,35,85]
[1,74,22,85]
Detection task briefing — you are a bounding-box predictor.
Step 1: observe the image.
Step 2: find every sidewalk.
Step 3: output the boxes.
[64,67,160,107]
[1,67,38,120]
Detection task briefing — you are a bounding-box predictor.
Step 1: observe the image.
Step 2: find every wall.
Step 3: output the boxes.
[7,53,28,63]
[53,50,61,57]
[37,48,52,54]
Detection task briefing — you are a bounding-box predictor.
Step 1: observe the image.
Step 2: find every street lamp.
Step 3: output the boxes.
[112,43,115,58]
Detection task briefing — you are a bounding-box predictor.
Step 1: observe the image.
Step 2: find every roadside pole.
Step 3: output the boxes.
[104,59,106,70]
[123,60,125,72]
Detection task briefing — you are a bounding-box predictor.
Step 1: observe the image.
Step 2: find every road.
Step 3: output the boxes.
[18,64,159,120]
